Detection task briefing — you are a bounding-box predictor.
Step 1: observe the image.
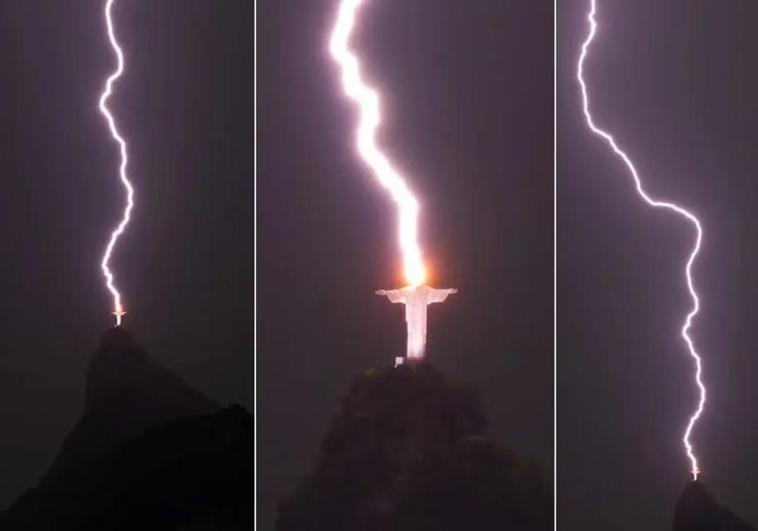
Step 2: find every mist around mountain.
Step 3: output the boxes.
[0,327,253,531]
[276,362,552,531]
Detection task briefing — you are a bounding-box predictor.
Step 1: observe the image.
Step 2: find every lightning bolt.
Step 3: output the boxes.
[578,0,706,481]
[98,0,134,327]
[329,0,426,287]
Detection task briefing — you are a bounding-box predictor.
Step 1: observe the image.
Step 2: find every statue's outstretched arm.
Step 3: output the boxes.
[428,287,457,304]
[376,289,406,304]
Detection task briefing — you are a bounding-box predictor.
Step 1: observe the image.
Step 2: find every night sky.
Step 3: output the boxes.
[559,0,758,528]
[14,1,758,528]
[0,0,252,510]
[258,1,553,529]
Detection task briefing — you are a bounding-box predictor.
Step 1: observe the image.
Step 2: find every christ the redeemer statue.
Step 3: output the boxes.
[376,285,457,363]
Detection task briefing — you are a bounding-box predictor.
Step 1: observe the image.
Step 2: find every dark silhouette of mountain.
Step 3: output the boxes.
[46,327,221,486]
[277,362,551,531]
[0,327,252,530]
[673,481,756,531]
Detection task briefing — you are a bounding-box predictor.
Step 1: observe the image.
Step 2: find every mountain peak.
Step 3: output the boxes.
[673,481,756,531]
[277,363,551,530]
[85,327,218,415]
[40,329,220,487]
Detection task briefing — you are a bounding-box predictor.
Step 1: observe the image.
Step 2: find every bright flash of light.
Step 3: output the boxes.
[329,0,426,287]
[578,0,706,481]
[98,0,134,326]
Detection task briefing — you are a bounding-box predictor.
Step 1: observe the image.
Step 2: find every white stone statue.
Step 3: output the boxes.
[376,285,457,362]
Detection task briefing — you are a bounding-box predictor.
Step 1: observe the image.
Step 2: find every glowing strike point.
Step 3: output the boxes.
[578,0,707,481]
[377,286,457,363]
[329,0,426,287]
[98,0,135,327]
[329,1,456,363]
